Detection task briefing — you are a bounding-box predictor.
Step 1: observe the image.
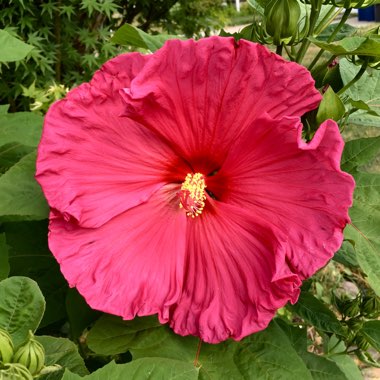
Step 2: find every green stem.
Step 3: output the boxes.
[284,44,295,61]
[276,43,283,56]
[308,8,352,71]
[295,4,321,64]
[314,6,341,36]
[337,60,368,96]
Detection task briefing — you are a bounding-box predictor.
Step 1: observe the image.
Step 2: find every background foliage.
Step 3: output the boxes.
[0,0,380,378]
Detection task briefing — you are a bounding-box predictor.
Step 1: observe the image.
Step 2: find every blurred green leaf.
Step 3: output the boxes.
[4,221,67,328]
[276,318,307,353]
[318,23,357,42]
[111,24,179,51]
[288,291,345,335]
[0,111,43,147]
[0,233,9,280]
[36,335,89,377]
[330,355,363,380]
[0,29,34,62]
[0,276,45,347]
[0,151,49,220]
[360,320,380,351]
[62,359,199,380]
[300,352,347,380]
[66,288,100,341]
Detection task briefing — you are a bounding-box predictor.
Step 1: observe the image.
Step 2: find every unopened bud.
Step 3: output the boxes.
[12,331,45,376]
[0,329,14,364]
[264,0,301,45]
[341,297,361,318]
[361,292,380,317]
[0,362,33,380]
[354,333,370,351]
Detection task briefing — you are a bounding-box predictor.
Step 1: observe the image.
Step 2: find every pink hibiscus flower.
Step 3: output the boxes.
[36,37,355,343]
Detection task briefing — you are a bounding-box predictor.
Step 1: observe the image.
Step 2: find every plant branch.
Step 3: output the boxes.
[308,8,352,71]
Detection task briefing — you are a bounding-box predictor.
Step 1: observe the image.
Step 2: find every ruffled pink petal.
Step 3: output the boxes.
[208,115,355,280]
[36,53,190,228]
[170,202,301,344]
[49,185,187,321]
[120,37,321,172]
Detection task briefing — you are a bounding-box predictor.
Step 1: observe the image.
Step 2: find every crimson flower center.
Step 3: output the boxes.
[178,173,206,218]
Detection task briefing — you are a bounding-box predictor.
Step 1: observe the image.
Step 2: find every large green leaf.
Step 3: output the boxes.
[288,291,345,335]
[87,315,164,356]
[0,143,35,174]
[111,24,179,51]
[0,276,45,347]
[62,359,199,380]
[233,321,312,380]
[345,174,380,296]
[65,289,100,340]
[330,355,363,380]
[0,151,49,220]
[360,320,380,351]
[342,135,380,295]
[36,336,89,377]
[341,136,380,173]
[0,233,9,280]
[300,352,347,380]
[309,36,380,57]
[4,221,68,328]
[339,58,380,127]
[0,29,34,62]
[0,112,43,147]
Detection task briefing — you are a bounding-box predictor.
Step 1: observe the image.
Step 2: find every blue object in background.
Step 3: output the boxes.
[358,6,375,21]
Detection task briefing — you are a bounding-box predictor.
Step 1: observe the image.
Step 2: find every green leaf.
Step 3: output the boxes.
[0,233,10,280]
[66,289,101,340]
[111,24,179,51]
[4,221,68,328]
[0,151,49,220]
[87,315,163,356]
[36,336,89,377]
[233,321,312,380]
[345,171,380,296]
[0,276,45,347]
[361,320,380,351]
[62,359,199,380]
[339,58,380,126]
[0,29,34,62]
[300,352,347,380]
[0,105,10,114]
[309,36,380,57]
[341,136,380,172]
[87,315,242,379]
[288,291,345,335]
[316,87,345,124]
[0,143,35,174]
[0,111,43,147]
[330,355,364,380]
[318,23,357,42]
[276,318,308,353]
[333,240,359,268]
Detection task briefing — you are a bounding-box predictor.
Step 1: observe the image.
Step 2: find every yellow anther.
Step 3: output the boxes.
[178,173,206,218]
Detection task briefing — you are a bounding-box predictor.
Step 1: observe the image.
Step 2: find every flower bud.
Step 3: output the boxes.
[354,333,370,351]
[12,331,45,376]
[0,329,14,364]
[341,297,361,318]
[361,291,380,317]
[0,362,33,380]
[264,0,301,45]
